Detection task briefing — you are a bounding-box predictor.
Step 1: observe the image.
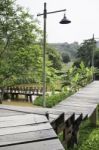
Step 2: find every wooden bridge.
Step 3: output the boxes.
[0,81,99,149]
[0,107,64,150]
[0,86,43,102]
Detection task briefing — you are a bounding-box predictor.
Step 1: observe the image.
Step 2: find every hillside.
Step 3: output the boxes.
[49,41,99,61]
[49,42,80,60]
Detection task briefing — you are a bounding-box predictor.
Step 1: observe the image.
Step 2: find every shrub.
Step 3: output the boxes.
[34,91,72,108]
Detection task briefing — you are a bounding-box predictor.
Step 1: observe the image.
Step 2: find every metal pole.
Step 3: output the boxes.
[92,34,95,81]
[37,3,70,107]
[43,2,47,107]
[37,9,66,16]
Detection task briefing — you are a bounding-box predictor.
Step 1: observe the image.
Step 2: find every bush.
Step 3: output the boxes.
[34,91,72,108]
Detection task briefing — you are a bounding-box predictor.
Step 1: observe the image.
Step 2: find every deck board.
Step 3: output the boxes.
[0,129,57,146]
[0,139,64,150]
[0,107,64,150]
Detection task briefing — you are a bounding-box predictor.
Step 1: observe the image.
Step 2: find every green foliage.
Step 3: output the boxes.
[34,62,93,107]
[75,38,96,67]
[94,68,99,80]
[34,91,72,108]
[74,39,99,80]
[62,53,70,63]
[0,0,61,88]
[47,46,62,70]
[94,48,99,67]
[0,0,43,86]
[49,42,79,60]
[67,120,99,150]
[62,62,93,92]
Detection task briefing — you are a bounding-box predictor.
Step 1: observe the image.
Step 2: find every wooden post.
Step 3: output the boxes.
[90,107,97,127]
[11,93,14,100]
[16,93,18,100]
[0,94,2,103]
[29,95,32,103]
[45,112,49,120]
[25,95,28,101]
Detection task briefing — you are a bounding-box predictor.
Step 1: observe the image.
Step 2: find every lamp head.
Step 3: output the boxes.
[60,14,71,24]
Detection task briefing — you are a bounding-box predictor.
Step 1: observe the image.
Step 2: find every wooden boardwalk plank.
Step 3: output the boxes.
[0,109,25,117]
[0,129,57,147]
[0,122,51,136]
[0,114,47,128]
[0,105,64,116]
[59,100,97,107]
[54,105,88,119]
[0,139,64,150]
[0,106,64,125]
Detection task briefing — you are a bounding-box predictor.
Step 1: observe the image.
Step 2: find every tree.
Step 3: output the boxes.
[74,38,96,67]
[94,48,99,68]
[62,53,70,63]
[0,0,43,86]
[0,0,42,52]
[0,0,63,94]
[62,62,93,92]
[47,46,62,70]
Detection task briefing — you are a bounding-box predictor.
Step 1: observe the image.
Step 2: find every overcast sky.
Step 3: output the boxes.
[16,0,99,44]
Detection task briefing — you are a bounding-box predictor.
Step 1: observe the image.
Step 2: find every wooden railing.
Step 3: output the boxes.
[0,86,43,102]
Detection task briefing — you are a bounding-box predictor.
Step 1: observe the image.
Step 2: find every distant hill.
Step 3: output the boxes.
[49,42,80,60]
[49,41,99,61]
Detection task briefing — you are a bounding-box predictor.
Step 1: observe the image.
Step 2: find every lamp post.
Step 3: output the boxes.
[92,34,95,81]
[37,2,71,107]
[91,34,99,81]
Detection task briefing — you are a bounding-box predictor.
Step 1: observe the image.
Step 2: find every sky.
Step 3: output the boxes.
[16,0,99,44]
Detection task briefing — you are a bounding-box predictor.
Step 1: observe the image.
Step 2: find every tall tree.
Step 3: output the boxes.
[0,0,63,89]
[94,48,99,68]
[74,38,96,67]
[0,0,43,86]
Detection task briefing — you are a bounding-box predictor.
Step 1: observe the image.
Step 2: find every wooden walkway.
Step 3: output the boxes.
[52,81,99,145]
[0,81,99,149]
[0,107,64,150]
[54,81,99,126]
[0,105,75,148]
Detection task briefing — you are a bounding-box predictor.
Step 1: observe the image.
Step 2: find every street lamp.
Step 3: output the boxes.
[92,34,95,81]
[37,2,71,107]
[91,34,99,81]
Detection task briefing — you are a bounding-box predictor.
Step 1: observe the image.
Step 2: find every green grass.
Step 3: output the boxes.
[65,119,99,150]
